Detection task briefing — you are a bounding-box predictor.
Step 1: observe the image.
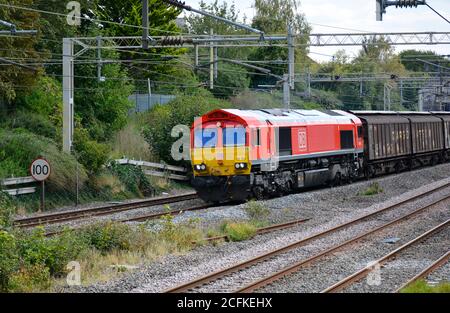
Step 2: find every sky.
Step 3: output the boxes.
[183,0,450,62]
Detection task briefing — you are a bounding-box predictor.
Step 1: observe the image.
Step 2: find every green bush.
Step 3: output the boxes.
[0,129,88,194]
[74,128,110,174]
[81,222,132,254]
[223,222,257,242]
[0,230,18,292]
[244,201,270,221]
[18,76,62,125]
[360,182,384,196]
[0,193,15,229]
[16,228,84,276]
[109,162,154,197]
[1,110,58,140]
[8,264,51,292]
[142,90,232,163]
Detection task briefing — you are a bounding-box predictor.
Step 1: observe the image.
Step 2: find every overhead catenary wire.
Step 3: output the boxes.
[425,3,450,24]
[0,3,189,36]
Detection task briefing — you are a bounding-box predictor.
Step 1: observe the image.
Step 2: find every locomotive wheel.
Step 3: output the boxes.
[252,186,265,200]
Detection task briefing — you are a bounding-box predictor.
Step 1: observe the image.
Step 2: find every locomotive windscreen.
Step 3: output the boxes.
[340,130,354,149]
[194,128,217,148]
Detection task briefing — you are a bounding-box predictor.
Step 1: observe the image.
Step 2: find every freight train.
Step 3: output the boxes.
[190,109,450,203]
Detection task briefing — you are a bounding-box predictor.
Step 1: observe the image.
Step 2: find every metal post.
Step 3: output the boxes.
[439,67,443,111]
[383,83,393,111]
[142,0,149,49]
[385,84,391,111]
[194,44,199,74]
[76,159,79,207]
[288,24,295,90]
[419,90,424,111]
[360,73,363,97]
[40,181,45,212]
[400,79,403,108]
[283,74,290,109]
[210,29,214,90]
[307,70,311,98]
[97,36,102,81]
[148,78,152,109]
[214,45,218,80]
[63,38,74,153]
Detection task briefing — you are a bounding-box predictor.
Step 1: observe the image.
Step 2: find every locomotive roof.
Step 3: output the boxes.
[219,109,359,126]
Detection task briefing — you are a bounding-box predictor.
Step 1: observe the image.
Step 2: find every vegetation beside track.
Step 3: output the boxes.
[400,280,450,293]
[360,182,384,196]
[0,197,275,292]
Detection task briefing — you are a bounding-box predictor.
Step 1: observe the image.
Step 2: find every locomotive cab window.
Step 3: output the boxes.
[252,128,261,146]
[223,126,246,146]
[357,126,363,138]
[340,130,354,150]
[194,128,218,148]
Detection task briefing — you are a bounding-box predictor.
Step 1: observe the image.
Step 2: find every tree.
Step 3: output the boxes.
[0,0,43,108]
[186,0,244,36]
[199,62,250,98]
[249,0,311,87]
[399,50,450,73]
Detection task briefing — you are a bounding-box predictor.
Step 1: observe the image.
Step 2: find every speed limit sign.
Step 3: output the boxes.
[30,158,51,181]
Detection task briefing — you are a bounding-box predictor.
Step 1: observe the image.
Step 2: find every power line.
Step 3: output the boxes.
[425,3,450,24]
[0,3,188,35]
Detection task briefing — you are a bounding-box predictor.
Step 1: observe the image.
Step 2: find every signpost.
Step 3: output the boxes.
[30,158,51,212]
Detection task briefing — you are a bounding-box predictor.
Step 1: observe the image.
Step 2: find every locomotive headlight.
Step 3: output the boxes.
[235,163,247,169]
[194,164,206,171]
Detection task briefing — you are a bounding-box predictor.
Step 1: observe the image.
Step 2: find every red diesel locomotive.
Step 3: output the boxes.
[190,109,450,203]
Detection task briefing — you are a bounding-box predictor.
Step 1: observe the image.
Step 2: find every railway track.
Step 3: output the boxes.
[14,192,199,228]
[196,218,311,245]
[395,250,450,292]
[322,219,449,293]
[164,183,450,293]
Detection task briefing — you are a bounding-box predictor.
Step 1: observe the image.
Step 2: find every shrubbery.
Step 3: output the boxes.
[73,128,110,175]
[1,110,58,140]
[0,217,207,292]
[221,222,257,242]
[0,230,18,291]
[0,193,15,229]
[0,129,88,194]
[142,90,232,163]
[81,222,132,254]
[109,163,154,197]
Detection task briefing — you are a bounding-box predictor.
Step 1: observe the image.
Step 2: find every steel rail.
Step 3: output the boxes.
[14,192,199,228]
[236,195,450,293]
[395,250,450,292]
[164,183,450,293]
[197,218,311,244]
[321,219,450,293]
[43,203,213,237]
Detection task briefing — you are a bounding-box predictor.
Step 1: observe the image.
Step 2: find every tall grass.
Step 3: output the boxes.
[110,114,156,162]
[400,280,450,293]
